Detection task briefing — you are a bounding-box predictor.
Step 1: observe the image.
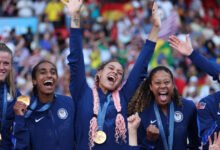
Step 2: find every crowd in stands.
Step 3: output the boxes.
[0,0,220,107]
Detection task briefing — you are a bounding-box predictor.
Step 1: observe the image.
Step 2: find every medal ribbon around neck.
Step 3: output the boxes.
[154,101,174,150]
[94,94,111,144]
[25,97,52,118]
[89,87,126,149]
[1,84,8,130]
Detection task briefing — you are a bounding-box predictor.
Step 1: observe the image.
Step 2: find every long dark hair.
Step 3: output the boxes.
[128,66,181,115]
[0,43,16,97]
[31,60,58,96]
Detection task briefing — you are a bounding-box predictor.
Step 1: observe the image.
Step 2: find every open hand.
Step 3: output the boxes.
[151,2,161,29]
[169,35,193,56]
[61,0,83,16]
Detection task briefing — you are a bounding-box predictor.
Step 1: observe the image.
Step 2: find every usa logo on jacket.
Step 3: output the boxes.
[57,108,68,119]
[174,111,183,123]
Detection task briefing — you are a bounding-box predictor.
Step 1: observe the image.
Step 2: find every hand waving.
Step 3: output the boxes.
[169,35,193,56]
[151,2,161,29]
[61,0,83,16]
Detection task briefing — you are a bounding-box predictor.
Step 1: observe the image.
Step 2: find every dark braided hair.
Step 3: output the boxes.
[128,66,182,115]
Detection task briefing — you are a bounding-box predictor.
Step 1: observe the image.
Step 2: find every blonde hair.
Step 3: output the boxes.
[0,43,16,98]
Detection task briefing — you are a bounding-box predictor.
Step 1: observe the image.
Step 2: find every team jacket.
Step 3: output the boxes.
[189,50,220,82]
[189,49,220,149]
[13,94,75,150]
[197,92,220,149]
[68,28,156,150]
[0,82,21,150]
[138,99,200,150]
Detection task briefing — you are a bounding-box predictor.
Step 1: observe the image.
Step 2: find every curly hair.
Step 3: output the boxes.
[128,66,182,115]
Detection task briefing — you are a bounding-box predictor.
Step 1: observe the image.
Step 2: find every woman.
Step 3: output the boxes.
[13,60,75,150]
[128,66,201,150]
[62,0,161,149]
[169,34,220,148]
[0,43,21,149]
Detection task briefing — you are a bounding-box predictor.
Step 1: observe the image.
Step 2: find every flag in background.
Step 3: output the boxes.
[100,2,133,21]
[158,10,180,40]
[147,10,180,68]
[150,39,173,68]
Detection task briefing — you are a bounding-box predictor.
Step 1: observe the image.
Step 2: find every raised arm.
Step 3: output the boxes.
[169,35,220,81]
[122,2,160,102]
[148,2,161,42]
[61,0,82,28]
[62,0,88,100]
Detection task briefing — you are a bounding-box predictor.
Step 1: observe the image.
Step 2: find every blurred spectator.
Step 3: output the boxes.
[0,0,219,97]
[199,75,216,98]
[32,0,46,16]
[44,0,64,28]
[16,0,33,17]
[183,76,201,104]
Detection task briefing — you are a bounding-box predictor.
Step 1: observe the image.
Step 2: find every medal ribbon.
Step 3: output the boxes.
[25,97,52,118]
[154,101,174,150]
[1,84,8,130]
[97,94,111,130]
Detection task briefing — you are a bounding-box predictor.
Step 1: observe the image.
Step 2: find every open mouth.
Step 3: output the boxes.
[107,75,116,83]
[159,92,168,101]
[43,80,53,87]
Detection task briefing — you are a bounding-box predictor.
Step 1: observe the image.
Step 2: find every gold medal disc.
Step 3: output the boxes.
[17,95,30,106]
[94,130,107,144]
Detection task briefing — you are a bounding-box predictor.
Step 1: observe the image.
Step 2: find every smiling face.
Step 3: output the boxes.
[0,51,12,82]
[150,70,174,107]
[32,61,58,97]
[97,61,123,93]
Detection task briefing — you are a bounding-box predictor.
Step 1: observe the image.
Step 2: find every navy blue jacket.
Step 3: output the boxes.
[68,28,156,150]
[189,50,220,82]
[13,94,75,150]
[189,49,220,149]
[138,99,200,150]
[0,83,21,150]
[197,92,220,148]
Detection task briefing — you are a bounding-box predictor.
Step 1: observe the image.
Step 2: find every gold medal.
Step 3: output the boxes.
[17,95,30,106]
[94,130,107,144]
